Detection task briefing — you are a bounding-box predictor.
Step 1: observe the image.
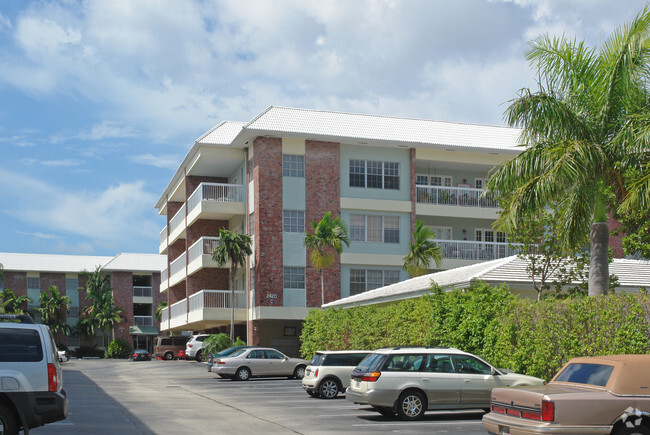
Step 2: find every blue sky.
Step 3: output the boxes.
[0,0,646,256]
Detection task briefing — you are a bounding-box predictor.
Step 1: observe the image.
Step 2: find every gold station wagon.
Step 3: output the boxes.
[482,354,650,435]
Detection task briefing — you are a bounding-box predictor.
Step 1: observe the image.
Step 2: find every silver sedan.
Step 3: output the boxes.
[211,347,309,381]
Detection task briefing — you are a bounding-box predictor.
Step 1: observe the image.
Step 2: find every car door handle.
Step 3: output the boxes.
[422,378,430,382]
[464,379,472,383]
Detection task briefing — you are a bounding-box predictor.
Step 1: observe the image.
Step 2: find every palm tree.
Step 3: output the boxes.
[304,211,350,306]
[154,301,168,322]
[212,228,252,341]
[79,266,123,346]
[36,286,72,337]
[487,8,650,295]
[0,289,32,314]
[95,297,125,345]
[403,221,443,277]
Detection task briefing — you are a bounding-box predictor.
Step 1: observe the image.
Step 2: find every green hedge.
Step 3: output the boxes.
[300,281,650,380]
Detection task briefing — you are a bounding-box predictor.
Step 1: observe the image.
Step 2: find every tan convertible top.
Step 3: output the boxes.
[551,355,650,395]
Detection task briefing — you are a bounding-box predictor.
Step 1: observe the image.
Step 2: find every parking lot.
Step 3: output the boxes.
[35,358,487,434]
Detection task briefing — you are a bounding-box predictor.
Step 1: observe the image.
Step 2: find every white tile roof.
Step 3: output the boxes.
[323,256,650,308]
[0,252,165,274]
[243,106,522,151]
[195,121,245,145]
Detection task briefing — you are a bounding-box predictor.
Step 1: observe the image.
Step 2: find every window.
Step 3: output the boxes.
[350,269,401,295]
[432,226,453,240]
[249,268,255,291]
[282,154,305,177]
[283,210,305,233]
[475,178,488,190]
[349,160,400,190]
[348,215,399,243]
[431,175,453,187]
[452,355,492,375]
[416,175,429,186]
[385,354,425,372]
[554,363,614,387]
[283,267,305,289]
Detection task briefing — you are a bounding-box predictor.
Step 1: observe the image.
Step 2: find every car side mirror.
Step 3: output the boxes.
[491,367,499,376]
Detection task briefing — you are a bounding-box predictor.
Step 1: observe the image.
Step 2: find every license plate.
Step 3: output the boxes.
[498,425,511,435]
[306,369,311,375]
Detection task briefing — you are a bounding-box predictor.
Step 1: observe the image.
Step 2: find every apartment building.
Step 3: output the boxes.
[155,106,522,355]
[0,252,166,352]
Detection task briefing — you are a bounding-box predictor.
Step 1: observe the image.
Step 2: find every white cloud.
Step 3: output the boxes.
[16,231,59,240]
[129,153,181,170]
[0,168,160,244]
[40,158,85,167]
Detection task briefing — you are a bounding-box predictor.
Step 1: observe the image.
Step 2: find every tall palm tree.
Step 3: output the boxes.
[154,301,168,322]
[487,8,650,295]
[95,297,125,345]
[0,289,32,314]
[304,211,350,306]
[212,228,252,340]
[403,221,443,277]
[36,286,72,337]
[79,266,123,346]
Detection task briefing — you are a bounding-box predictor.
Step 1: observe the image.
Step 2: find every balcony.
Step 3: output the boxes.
[134,315,154,326]
[159,226,168,254]
[416,185,499,219]
[133,286,152,298]
[168,203,187,245]
[435,239,521,268]
[160,290,246,331]
[188,236,228,275]
[186,182,245,224]
[168,252,187,288]
[160,267,169,292]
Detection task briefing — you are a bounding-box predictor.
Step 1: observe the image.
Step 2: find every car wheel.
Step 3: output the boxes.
[291,365,306,380]
[318,378,340,399]
[235,367,251,381]
[614,423,650,435]
[374,406,396,418]
[164,352,174,360]
[396,390,426,421]
[0,403,18,435]
[195,350,203,362]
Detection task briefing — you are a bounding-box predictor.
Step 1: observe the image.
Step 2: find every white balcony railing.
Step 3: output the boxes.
[161,267,168,283]
[161,306,169,324]
[169,252,186,278]
[134,315,153,326]
[159,225,168,246]
[187,182,245,214]
[188,237,222,264]
[170,298,187,321]
[416,185,498,208]
[436,240,521,261]
[188,289,246,311]
[169,203,186,236]
[133,286,152,298]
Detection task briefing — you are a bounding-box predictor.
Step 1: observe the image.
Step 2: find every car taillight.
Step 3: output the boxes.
[217,361,226,365]
[47,363,57,392]
[133,353,137,358]
[314,368,319,377]
[188,344,193,348]
[542,400,554,422]
[506,408,520,417]
[361,372,381,382]
[492,405,506,414]
[521,410,542,420]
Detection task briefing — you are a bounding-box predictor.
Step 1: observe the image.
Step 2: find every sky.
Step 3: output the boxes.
[0,0,647,257]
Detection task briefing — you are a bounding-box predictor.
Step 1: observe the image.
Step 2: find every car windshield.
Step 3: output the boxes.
[217,347,241,357]
[229,349,248,358]
[555,363,614,387]
[356,353,386,371]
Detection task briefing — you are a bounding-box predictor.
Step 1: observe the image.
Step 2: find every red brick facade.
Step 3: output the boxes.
[252,136,284,307]
[305,140,341,305]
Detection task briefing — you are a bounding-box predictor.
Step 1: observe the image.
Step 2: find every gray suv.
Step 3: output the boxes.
[0,314,68,433]
[346,347,544,421]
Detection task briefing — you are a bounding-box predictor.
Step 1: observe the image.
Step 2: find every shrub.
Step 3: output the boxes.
[300,281,650,381]
[107,338,132,359]
[71,345,104,359]
[203,333,233,356]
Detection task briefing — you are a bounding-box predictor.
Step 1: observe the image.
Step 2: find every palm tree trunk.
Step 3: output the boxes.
[320,271,324,306]
[588,222,609,296]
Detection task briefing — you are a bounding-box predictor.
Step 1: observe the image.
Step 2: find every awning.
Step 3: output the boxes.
[129,325,158,336]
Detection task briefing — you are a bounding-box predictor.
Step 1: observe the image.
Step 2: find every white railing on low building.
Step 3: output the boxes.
[134,315,153,326]
[169,299,187,321]
[188,289,246,312]
[416,185,498,208]
[169,203,186,236]
[169,252,186,278]
[187,182,245,214]
[161,306,169,324]
[133,286,152,298]
[188,236,222,264]
[435,240,521,261]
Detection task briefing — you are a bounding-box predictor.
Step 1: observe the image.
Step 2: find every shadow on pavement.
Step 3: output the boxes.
[30,361,152,434]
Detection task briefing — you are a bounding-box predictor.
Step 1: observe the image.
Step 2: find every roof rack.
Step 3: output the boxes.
[0,313,36,324]
[381,346,453,350]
